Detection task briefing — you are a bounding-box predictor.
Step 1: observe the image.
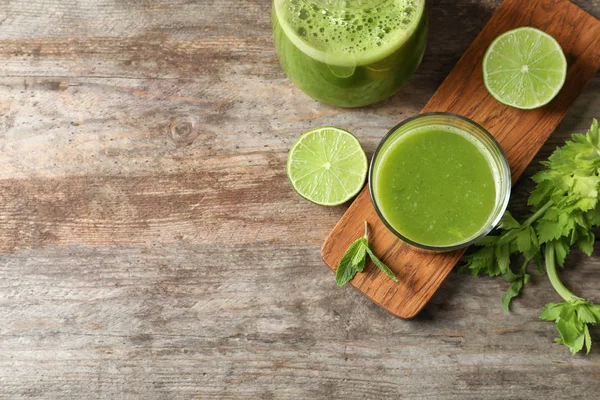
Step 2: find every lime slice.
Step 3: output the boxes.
[287,127,367,206]
[483,27,567,110]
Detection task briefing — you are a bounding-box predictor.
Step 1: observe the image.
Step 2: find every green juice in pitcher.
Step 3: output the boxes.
[273,0,427,107]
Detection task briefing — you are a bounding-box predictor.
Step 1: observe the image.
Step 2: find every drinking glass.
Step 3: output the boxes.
[369,113,512,252]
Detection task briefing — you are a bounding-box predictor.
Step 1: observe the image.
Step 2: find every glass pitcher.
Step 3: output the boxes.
[273,0,427,108]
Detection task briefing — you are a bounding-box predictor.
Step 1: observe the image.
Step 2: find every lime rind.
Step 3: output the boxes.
[287,127,368,206]
[483,27,567,110]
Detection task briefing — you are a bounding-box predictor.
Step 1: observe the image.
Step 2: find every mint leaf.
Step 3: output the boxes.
[336,223,398,286]
[365,247,399,283]
[351,237,368,266]
[336,238,368,286]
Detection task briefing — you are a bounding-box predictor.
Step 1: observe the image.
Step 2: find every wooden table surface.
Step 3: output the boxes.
[0,1,599,398]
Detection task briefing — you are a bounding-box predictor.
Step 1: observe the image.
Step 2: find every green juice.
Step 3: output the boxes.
[372,125,498,247]
[273,0,427,107]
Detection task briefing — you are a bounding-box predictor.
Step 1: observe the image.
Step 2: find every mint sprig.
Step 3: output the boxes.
[336,221,399,286]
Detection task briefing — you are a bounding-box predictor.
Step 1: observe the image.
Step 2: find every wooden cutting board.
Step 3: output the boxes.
[321,0,600,319]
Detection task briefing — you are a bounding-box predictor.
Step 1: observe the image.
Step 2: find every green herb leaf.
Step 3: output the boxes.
[588,118,599,148]
[336,238,368,287]
[528,180,554,208]
[540,303,562,321]
[460,245,497,276]
[537,219,563,244]
[553,237,570,267]
[541,241,600,354]
[460,211,539,306]
[556,306,584,354]
[502,278,524,311]
[584,325,592,355]
[577,304,597,324]
[495,243,511,275]
[590,304,600,321]
[365,247,399,283]
[516,228,533,255]
[351,238,368,266]
[335,223,398,286]
[499,212,521,230]
[576,230,595,256]
[465,119,600,355]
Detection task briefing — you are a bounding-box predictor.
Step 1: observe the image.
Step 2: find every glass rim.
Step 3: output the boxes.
[368,112,512,252]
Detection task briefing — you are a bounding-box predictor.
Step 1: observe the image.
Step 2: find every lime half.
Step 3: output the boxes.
[287,127,367,206]
[483,27,567,110]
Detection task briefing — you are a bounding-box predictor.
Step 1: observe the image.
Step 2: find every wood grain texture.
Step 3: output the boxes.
[322,0,600,318]
[0,0,599,399]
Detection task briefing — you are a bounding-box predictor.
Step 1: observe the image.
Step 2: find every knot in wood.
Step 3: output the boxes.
[168,117,198,146]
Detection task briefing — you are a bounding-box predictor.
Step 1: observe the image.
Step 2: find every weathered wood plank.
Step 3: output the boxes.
[0,244,599,399]
[0,0,599,399]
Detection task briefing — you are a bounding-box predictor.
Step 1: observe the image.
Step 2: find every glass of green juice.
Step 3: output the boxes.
[272,0,428,108]
[369,113,511,252]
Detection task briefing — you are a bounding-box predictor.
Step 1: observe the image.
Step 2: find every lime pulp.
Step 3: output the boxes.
[287,127,368,206]
[483,27,567,110]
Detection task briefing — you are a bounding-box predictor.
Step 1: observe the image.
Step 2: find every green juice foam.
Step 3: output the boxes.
[274,0,424,66]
